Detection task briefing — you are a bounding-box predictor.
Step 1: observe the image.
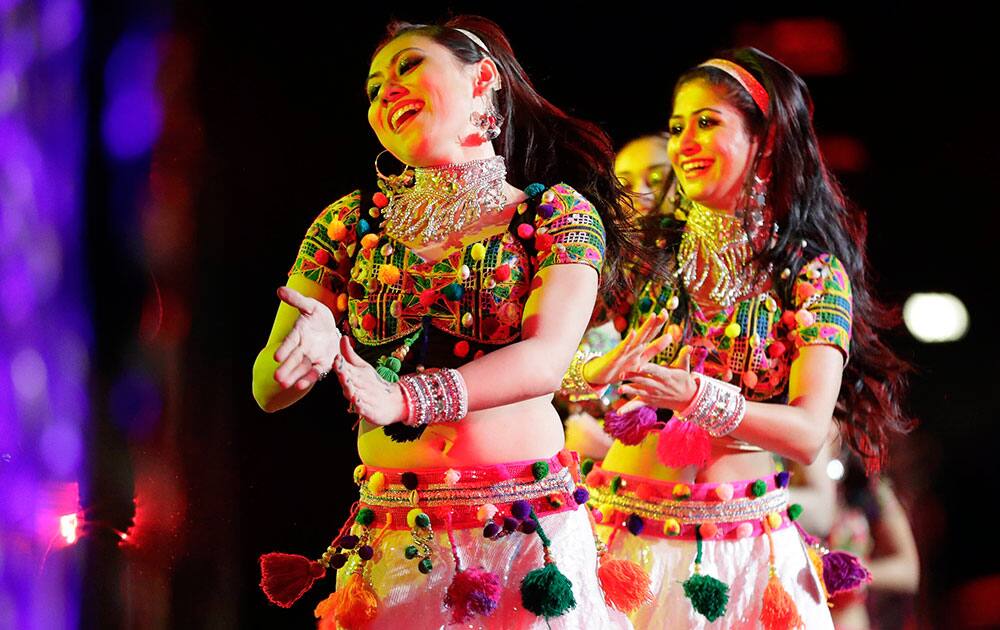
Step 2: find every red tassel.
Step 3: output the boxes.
[597,557,653,613]
[760,572,804,630]
[259,552,326,608]
[656,420,711,468]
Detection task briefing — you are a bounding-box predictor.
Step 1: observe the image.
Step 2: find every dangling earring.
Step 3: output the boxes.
[470,89,504,141]
[745,174,771,249]
[374,149,413,193]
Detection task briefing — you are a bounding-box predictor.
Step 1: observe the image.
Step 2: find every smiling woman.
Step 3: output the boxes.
[251,15,638,630]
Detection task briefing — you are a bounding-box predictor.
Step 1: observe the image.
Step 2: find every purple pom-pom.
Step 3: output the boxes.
[604,405,661,445]
[502,516,520,532]
[338,535,359,549]
[511,499,532,520]
[483,522,500,538]
[520,518,538,534]
[444,567,503,623]
[822,550,873,596]
[572,487,590,504]
[626,513,645,536]
[357,545,374,561]
[537,203,556,219]
[775,471,791,488]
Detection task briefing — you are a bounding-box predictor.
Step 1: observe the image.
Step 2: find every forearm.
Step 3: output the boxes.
[865,555,920,594]
[729,400,832,465]
[252,344,313,412]
[459,335,577,411]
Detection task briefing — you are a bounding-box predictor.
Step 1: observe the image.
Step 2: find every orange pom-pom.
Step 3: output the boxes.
[372,192,389,208]
[377,264,400,285]
[598,557,653,613]
[795,282,817,302]
[361,233,380,250]
[760,573,804,630]
[332,573,379,629]
[327,220,348,242]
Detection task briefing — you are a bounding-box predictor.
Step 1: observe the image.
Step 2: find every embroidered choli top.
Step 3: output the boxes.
[288,182,606,369]
[623,252,853,402]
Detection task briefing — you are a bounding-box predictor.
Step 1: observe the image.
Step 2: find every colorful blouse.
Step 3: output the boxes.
[288,182,606,368]
[625,253,853,402]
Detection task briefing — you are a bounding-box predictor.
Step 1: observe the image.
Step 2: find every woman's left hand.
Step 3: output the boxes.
[333,335,407,426]
[619,345,699,412]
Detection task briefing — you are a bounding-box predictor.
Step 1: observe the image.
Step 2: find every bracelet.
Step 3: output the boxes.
[675,373,746,437]
[398,368,469,427]
[560,349,607,401]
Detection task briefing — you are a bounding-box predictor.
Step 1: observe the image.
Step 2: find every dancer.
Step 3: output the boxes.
[252,16,636,630]
[565,48,910,629]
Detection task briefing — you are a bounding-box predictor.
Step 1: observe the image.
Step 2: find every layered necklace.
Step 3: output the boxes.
[676,199,771,308]
[381,155,507,246]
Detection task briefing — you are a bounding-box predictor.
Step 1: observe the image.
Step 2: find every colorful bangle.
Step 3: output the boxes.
[398,368,469,427]
[676,373,746,437]
[560,349,606,401]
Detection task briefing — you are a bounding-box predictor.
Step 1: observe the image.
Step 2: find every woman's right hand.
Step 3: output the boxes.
[272,286,341,390]
[582,311,671,387]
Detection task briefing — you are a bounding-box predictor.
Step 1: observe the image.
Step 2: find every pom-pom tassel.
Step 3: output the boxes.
[656,420,711,468]
[760,519,803,630]
[598,557,653,613]
[821,550,872,597]
[259,552,326,608]
[604,405,663,445]
[520,508,576,618]
[682,525,729,621]
[319,572,378,630]
[445,567,503,622]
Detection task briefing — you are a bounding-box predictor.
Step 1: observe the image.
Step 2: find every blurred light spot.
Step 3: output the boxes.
[110,370,163,439]
[40,422,82,477]
[734,19,846,75]
[826,458,845,481]
[0,258,35,324]
[819,135,869,173]
[59,512,78,544]
[903,293,969,343]
[101,32,162,159]
[40,0,83,52]
[1,155,36,208]
[26,228,63,300]
[10,347,46,402]
[1,453,10,463]
[0,71,19,114]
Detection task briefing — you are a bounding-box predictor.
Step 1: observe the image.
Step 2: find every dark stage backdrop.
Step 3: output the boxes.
[81,2,998,628]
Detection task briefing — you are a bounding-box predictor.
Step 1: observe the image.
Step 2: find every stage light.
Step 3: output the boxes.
[826,458,845,481]
[903,293,969,343]
[59,512,78,544]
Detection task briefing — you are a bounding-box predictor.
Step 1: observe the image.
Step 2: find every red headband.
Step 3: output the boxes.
[699,59,769,116]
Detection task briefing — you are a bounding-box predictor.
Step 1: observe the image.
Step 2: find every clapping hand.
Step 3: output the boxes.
[619,345,698,412]
[582,311,673,387]
[272,286,341,390]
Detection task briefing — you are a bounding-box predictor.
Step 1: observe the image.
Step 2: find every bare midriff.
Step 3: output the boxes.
[600,432,775,484]
[357,395,566,468]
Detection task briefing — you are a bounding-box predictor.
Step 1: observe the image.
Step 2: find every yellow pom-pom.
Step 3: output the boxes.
[336,293,349,312]
[327,220,347,241]
[377,264,400,285]
[470,243,487,261]
[672,483,691,499]
[599,504,615,522]
[367,471,386,495]
[353,464,367,484]
[663,518,681,536]
[406,508,425,529]
[767,512,783,530]
[673,208,686,221]
[361,233,380,250]
[724,322,741,338]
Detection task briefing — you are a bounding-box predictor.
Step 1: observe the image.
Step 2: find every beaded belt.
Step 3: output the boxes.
[354,451,585,531]
[584,464,801,541]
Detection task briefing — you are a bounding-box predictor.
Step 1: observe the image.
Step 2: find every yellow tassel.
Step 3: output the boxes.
[806,545,831,605]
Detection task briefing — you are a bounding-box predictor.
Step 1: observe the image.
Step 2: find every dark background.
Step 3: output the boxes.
[79,2,998,628]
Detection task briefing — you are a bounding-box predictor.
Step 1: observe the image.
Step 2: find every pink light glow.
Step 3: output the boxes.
[59,512,78,544]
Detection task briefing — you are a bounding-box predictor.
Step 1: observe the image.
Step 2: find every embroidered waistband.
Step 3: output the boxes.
[584,464,800,541]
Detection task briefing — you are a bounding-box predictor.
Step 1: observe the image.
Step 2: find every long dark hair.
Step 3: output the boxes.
[664,48,911,473]
[373,16,636,291]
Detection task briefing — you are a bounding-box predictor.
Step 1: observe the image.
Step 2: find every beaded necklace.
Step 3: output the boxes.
[381,155,507,246]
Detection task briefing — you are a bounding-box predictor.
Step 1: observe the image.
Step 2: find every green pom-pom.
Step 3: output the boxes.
[355,508,376,526]
[376,366,399,382]
[521,562,577,618]
[610,475,623,495]
[404,545,419,559]
[442,283,464,301]
[531,461,550,481]
[580,458,594,476]
[418,558,433,574]
[385,356,402,373]
[683,572,729,622]
[750,480,767,497]
[787,503,803,521]
[524,182,546,197]
[415,513,431,528]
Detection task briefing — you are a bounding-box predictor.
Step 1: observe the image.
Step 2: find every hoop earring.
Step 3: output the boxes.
[374,149,413,191]
[470,93,504,141]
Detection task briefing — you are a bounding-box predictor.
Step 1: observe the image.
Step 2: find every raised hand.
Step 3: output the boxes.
[332,335,406,426]
[619,345,698,412]
[582,311,672,387]
[273,286,341,391]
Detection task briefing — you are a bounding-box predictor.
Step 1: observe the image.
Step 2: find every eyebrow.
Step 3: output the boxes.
[668,107,723,120]
[367,47,423,82]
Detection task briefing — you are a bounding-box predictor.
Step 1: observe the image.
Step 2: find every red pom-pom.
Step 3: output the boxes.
[613,316,628,333]
[760,573,804,630]
[598,557,653,613]
[453,340,470,358]
[493,264,511,281]
[535,233,555,251]
[767,341,787,358]
[313,249,330,265]
[781,310,797,328]
[656,420,711,468]
[362,314,377,332]
[517,223,535,239]
[419,289,438,307]
[585,469,605,487]
[444,567,503,623]
[372,192,389,208]
[259,552,326,608]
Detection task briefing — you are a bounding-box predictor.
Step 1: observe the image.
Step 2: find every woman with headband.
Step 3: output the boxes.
[251,15,637,630]
[563,48,910,628]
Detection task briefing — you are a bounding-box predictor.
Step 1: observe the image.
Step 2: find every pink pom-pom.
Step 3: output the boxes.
[604,405,661,445]
[444,567,503,623]
[656,420,711,468]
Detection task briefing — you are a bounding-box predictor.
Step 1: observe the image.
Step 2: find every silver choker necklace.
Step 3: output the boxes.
[381,156,507,246]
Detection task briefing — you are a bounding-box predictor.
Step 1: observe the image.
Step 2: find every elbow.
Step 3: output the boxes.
[790,432,828,466]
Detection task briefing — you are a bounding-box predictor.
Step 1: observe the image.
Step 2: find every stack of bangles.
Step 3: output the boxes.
[676,373,746,437]
[398,368,469,426]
